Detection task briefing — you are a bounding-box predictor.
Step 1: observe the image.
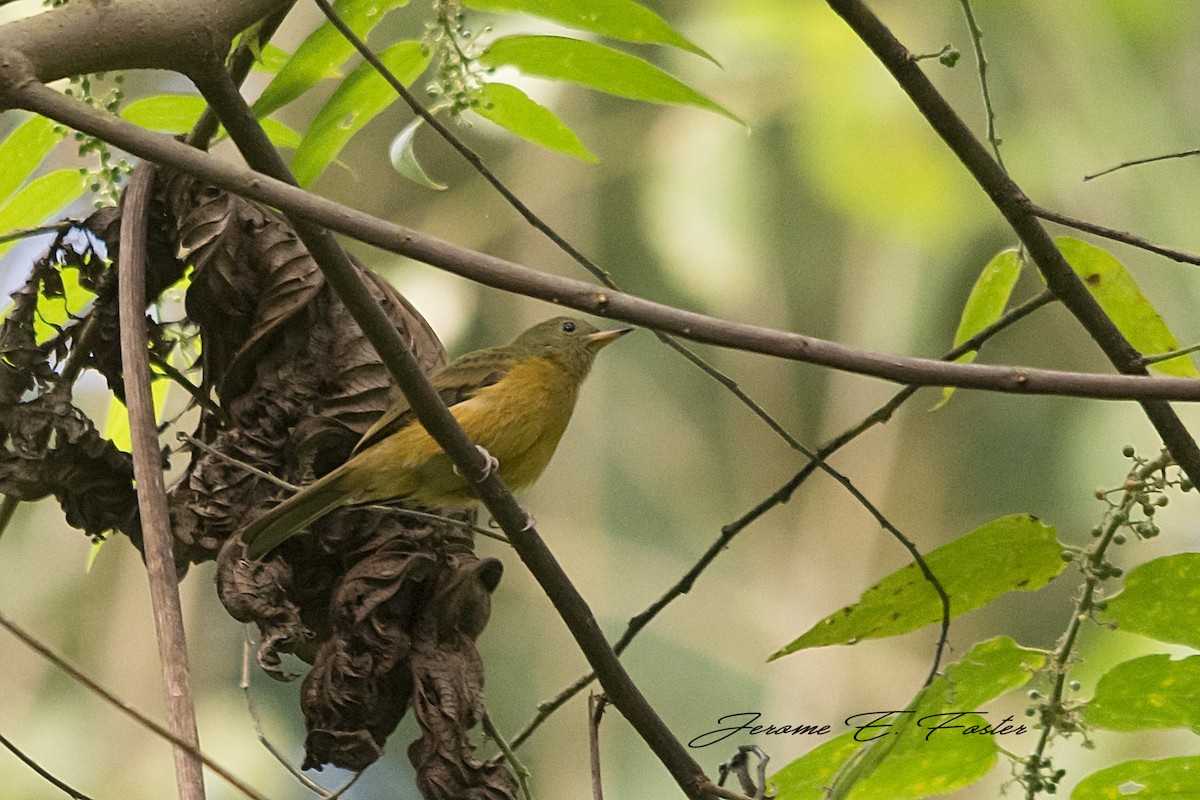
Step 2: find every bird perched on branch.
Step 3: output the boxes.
[241,316,633,559]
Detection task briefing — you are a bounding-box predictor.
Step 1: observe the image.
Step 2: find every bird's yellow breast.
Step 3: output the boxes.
[345,356,583,506]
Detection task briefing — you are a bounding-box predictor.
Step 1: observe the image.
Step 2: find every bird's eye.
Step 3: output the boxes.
[561,321,576,333]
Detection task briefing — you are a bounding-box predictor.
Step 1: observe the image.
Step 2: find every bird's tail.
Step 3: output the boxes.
[241,468,352,560]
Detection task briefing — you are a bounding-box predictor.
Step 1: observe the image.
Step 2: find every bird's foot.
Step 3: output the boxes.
[453,445,500,481]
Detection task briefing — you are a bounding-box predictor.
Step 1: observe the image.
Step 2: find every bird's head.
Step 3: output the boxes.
[511,316,634,379]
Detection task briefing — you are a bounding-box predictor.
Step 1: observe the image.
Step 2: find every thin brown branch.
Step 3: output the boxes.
[0,608,269,800]
[504,288,1057,752]
[191,61,723,800]
[824,0,1200,499]
[0,493,19,542]
[0,730,95,800]
[481,713,532,800]
[0,221,72,246]
[588,694,607,800]
[1085,147,1200,181]
[8,76,1200,403]
[1028,204,1200,267]
[118,163,205,800]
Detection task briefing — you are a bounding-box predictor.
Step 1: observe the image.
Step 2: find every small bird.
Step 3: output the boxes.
[241,316,633,559]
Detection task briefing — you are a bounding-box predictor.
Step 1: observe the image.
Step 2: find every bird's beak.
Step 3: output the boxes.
[585,326,635,349]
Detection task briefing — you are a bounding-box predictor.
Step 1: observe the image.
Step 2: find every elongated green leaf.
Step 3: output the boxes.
[935,249,1022,409]
[1057,236,1197,377]
[388,118,447,190]
[292,40,430,186]
[121,95,303,149]
[1099,553,1200,649]
[1085,654,1200,734]
[463,0,714,62]
[0,169,87,258]
[479,35,741,123]
[253,44,293,74]
[472,82,597,162]
[0,115,62,207]
[770,515,1065,658]
[771,638,1043,800]
[1073,757,1200,800]
[253,0,412,117]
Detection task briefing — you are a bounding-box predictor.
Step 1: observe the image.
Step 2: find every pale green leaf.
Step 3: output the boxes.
[935,249,1022,409]
[770,515,1065,658]
[388,118,447,190]
[1100,553,1200,649]
[472,82,597,162]
[120,95,303,149]
[1057,236,1198,377]
[253,0,413,117]
[462,0,715,62]
[479,35,741,123]
[1085,654,1200,734]
[292,40,430,186]
[33,266,92,344]
[0,169,87,258]
[253,44,293,74]
[772,638,1043,799]
[1073,757,1200,800]
[0,115,63,206]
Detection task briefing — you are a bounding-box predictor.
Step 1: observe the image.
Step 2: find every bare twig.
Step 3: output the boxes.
[956,0,1005,171]
[239,634,361,797]
[0,221,73,246]
[118,163,205,800]
[0,609,269,800]
[588,694,607,800]
[0,730,95,800]
[11,77,1200,403]
[482,712,532,800]
[1028,204,1200,267]
[504,288,1056,752]
[1085,147,1200,181]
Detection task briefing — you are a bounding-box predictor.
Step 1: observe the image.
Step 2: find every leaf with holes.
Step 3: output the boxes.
[770,515,1065,659]
[1099,553,1200,649]
[1073,757,1200,800]
[1085,654,1200,734]
[1058,236,1197,377]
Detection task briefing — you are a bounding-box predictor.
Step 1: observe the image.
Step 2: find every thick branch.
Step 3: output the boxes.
[2,75,1199,404]
[0,0,287,81]
[118,164,205,800]
[824,0,1200,487]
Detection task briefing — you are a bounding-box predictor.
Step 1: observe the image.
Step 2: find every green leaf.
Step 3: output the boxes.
[253,44,293,74]
[1057,236,1198,377]
[103,371,172,452]
[770,514,1065,659]
[0,115,63,207]
[33,266,93,344]
[771,637,1043,800]
[1085,654,1200,734]
[1072,757,1200,800]
[1099,553,1200,649]
[388,118,447,190]
[472,82,597,162]
[291,40,430,187]
[0,169,87,258]
[120,95,303,150]
[462,0,715,62]
[121,95,207,133]
[935,249,1022,409]
[479,35,741,123]
[253,0,412,117]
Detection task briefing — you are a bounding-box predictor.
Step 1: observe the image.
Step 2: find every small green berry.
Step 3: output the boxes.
[1122,445,1136,457]
[1069,680,1081,691]
[1112,533,1126,545]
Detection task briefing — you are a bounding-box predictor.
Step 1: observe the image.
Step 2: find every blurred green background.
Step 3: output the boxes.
[3,0,1200,797]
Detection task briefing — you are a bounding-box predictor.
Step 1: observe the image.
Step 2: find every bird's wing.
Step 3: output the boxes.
[351,347,517,455]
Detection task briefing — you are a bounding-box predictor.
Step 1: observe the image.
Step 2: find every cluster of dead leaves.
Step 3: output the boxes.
[0,167,517,797]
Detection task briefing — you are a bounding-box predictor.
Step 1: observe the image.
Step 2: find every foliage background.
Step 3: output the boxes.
[3,0,1200,797]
